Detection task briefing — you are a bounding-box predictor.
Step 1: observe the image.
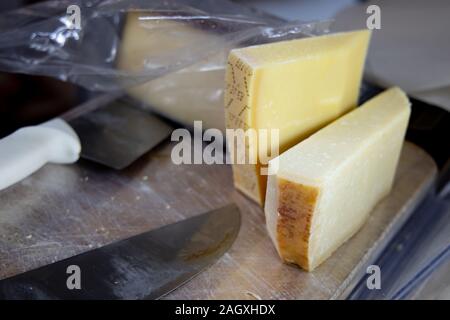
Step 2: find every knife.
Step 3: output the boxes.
[0,93,174,191]
[0,204,241,300]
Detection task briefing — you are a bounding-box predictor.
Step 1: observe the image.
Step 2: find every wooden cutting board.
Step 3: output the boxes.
[0,141,436,299]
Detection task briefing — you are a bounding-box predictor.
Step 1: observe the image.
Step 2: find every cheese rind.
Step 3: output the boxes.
[225,30,371,205]
[265,87,411,271]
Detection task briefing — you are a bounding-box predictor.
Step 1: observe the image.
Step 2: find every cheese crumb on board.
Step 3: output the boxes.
[224,30,371,205]
[265,87,411,271]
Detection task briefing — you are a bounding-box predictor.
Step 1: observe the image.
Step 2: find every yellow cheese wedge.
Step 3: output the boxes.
[118,12,227,130]
[265,87,411,271]
[224,30,371,205]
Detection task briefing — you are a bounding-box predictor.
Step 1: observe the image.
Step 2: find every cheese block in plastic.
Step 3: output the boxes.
[265,87,411,271]
[118,12,227,131]
[224,30,371,205]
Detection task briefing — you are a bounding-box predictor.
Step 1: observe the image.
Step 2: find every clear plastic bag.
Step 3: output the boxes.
[0,0,330,90]
[0,0,330,129]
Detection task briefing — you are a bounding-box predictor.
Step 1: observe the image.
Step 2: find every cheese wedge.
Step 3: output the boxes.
[118,12,227,130]
[265,87,411,271]
[225,30,371,205]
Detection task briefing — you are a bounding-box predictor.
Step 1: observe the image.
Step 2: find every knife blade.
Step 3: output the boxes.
[0,93,173,191]
[67,96,174,170]
[0,204,241,300]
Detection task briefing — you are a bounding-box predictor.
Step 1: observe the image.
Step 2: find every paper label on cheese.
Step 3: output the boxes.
[224,30,371,205]
[265,87,411,271]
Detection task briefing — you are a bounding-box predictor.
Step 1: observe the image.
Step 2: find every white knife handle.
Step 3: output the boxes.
[0,118,81,191]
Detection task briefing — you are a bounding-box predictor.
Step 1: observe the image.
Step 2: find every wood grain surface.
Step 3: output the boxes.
[0,141,436,299]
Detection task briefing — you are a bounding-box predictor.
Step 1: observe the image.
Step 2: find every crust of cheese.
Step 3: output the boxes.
[225,53,266,203]
[276,178,319,271]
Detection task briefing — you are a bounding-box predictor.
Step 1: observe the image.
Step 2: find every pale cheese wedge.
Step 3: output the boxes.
[265,87,411,271]
[225,30,371,205]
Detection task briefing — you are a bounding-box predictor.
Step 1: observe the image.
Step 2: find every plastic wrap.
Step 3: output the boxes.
[0,0,330,129]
